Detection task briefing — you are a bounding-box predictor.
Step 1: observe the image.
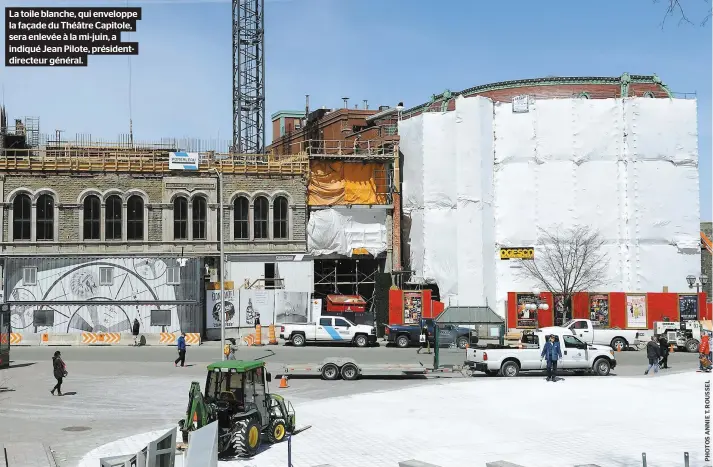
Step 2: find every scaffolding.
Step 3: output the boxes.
[313,258,384,313]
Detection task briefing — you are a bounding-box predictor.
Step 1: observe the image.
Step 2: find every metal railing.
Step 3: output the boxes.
[275,139,397,158]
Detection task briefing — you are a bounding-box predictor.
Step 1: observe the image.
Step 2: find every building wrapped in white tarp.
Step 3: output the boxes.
[399,96,701,315]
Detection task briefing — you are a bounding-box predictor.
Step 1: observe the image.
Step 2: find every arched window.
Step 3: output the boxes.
[36,194,55,241]
[234,196,249,240]
[273,196,289,239]
[192,197,207,240]
[12,193,31,241]
[253,196,269,239]
[83,195,101,240]
[173,196,188,240]
[105,195,122,241]
[126,195,144,241]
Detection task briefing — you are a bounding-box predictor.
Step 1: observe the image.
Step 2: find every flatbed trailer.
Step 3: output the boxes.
[277,357,462,381]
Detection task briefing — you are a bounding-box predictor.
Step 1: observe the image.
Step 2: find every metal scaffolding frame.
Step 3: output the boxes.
[313,259,381,313]
[232,0,266,154]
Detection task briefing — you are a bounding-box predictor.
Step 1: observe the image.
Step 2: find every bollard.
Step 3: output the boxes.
[287,433,293,467]
[641,452,646,467]
[268,324,278,345]
[684,452,689,467]
[255,324,262,346]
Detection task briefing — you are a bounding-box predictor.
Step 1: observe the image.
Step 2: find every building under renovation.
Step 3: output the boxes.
[0,107,309,339]
[269,99,401,323]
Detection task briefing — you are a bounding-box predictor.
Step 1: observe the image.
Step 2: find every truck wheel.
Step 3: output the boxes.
[610,337,627,351]
[341,363,359,381]
[354,334,368,348]
[686,338,700,353]
[231,418,262,458]
[321,363,340,380]
[396,335,410,348]
[267,419,287,444]
[593,358,611,376]
[456,337,468,349]
[292,334,306,347]
[500,361,520,377]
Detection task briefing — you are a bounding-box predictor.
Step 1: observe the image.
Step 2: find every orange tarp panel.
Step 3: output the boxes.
[308,161,387,205]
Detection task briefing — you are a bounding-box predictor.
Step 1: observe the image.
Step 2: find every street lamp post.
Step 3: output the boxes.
[525,288,549,330]
[211,167,226,361]
[686,274,709,294]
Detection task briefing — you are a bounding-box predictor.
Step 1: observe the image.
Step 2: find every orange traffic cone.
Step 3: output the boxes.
[616,343,622,352]
[192,411,198,429]
[669,344,675,353]
[279,375,289,389]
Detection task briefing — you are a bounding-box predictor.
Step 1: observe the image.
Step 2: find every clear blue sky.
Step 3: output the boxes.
[2,0,711,219]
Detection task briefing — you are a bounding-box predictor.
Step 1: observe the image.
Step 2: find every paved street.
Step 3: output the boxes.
[1,344,700,466]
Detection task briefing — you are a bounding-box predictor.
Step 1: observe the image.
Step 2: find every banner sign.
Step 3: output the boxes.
[516,293,538,328]
[169,151,199,170]
[679,294,699,322]
[589,294,610,327]
[625,294,648,329]
[500,247,534,260]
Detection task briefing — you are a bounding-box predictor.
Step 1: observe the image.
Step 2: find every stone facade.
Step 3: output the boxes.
[0,172,307,256]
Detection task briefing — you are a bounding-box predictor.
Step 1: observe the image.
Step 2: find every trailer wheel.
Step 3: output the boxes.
[291,333,306,347]
[321,363,340,380]
[341,363,359,381]
[500,361,520,377]
[686,338,700,353]
[593,358,611,376]
[396,335,410,348]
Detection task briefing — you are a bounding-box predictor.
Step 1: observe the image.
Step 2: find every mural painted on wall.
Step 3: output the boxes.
[6,257,197,334]
[205,290,310,329]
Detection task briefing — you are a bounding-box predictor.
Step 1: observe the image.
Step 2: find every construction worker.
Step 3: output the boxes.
[540,334,562,382]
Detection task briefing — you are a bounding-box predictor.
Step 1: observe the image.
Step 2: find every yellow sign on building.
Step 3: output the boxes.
[500,247,534,260]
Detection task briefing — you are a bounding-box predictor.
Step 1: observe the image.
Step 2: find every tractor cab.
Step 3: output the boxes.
[180,360,297,459]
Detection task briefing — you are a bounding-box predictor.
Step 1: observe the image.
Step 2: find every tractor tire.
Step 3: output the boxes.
[396,335,410,348]
[231,418,262,458]
[267,418,287,444]
[686,338,700,353]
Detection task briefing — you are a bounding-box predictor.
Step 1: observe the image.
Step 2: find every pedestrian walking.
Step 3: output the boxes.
[645,335,660,375]
[174,332,187,367]
[416,320,429,354]
[658,333,670,369]
[224,338,238,360]
[540,334,562,382]
[132,318,141,346]
[50,350,67,396]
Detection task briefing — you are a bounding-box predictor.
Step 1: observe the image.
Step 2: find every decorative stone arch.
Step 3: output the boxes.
[124,190,149,242]
[7,188,33,242]
[229,191,252,241]
[101,188,124,203]
[168,191,191,204]
[269,190,293,204]
[31,188,60,242]
[169,192,191,241]
[77,189,103,242]
[249,191,271,203]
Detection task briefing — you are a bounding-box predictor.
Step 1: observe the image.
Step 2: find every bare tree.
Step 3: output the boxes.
[656,0,712,27]
[517,225,609,325]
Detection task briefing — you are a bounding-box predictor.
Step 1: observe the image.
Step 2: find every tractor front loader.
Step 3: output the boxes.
[178,360,299,458]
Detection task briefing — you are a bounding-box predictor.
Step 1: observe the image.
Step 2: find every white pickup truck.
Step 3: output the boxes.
[464,329,616,377]
[279,316,377,347]
[540,319,647,350]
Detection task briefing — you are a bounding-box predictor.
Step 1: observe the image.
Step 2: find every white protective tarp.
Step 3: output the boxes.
[307,208,387,257]
[400,96,701,315]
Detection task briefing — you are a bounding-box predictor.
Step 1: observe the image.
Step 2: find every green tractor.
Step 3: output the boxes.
[178,360,296,458]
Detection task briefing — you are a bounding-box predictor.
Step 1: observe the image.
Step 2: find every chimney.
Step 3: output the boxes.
[342,97,349,109]
[363,99,368,110]
[305,94,310,117]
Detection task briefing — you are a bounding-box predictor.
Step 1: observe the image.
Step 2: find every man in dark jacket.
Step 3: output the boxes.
[51,350,66,396]
[132,318,141,346]
[645,335,660,375]
[658,334,670,369]
[174,332,187,367]
[540,334,562,382]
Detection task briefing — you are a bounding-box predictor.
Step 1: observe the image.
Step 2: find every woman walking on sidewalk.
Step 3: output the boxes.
[51,351,67,396]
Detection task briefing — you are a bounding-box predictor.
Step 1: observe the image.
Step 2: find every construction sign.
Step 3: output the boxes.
[500,247,534,260]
